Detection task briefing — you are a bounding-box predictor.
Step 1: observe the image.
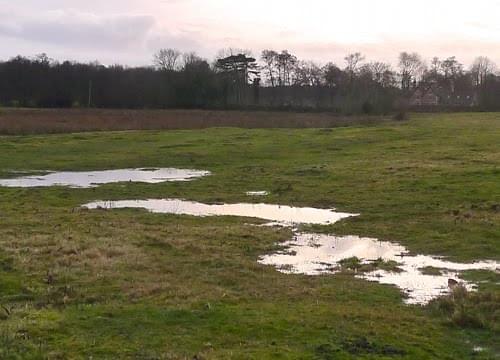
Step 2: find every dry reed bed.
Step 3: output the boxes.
[0,108,387,135]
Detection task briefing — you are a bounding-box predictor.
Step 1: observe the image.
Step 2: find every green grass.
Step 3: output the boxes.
[0,112,499,358]
[339,257,403,273]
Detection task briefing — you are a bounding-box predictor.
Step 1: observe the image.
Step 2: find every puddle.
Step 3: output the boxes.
[258,233,499,305]
[0,168,210,188]
[82,199,356,226]
[246,191,269,196]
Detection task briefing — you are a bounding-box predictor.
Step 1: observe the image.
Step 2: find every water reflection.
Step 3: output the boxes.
[0,168,210,188]
[259,233,499,304]
[246,191,269,196]
[83,199,356,225]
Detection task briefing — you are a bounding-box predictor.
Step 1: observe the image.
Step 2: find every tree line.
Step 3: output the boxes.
[0,49,499,113]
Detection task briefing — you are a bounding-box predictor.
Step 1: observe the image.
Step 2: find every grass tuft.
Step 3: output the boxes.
[428,285,500,332]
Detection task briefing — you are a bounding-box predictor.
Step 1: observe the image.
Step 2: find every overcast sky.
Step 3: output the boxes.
[1,0,500,67]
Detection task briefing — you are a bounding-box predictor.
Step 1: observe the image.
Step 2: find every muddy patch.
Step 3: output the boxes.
[258,233,499,305]
[82,199,356,226]
[0,168,210,188]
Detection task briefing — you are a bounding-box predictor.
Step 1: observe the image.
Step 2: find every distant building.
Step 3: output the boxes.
[409,85,439,106]
[409,83,477,107]
[441,90,478,107]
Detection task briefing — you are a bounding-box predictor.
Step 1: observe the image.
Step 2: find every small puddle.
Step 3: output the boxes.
[0,168,210,188]
[246,191,269,196]
[258,233,499,305]
[82,199,355,225]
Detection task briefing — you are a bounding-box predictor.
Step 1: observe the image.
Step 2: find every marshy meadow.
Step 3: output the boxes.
[0,111,498,359]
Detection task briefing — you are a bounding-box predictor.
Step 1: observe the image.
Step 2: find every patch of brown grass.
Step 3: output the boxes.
[0,108,388,135]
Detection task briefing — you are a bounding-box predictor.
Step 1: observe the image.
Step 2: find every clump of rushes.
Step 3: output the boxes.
[339,257,363,271]
[369,258,403,273]
[428,285,500,332]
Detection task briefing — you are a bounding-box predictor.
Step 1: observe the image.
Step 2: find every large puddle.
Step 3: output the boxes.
[81,198,498,305]
[82,199,355,225]
[0,168,210,188]
[258,233,499,304]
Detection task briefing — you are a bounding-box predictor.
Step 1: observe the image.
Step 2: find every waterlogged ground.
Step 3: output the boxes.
[0,113,499,359]
[84,198,498,304]
[259,233,499,305]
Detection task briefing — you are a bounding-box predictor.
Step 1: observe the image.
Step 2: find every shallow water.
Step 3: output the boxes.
[258,233,499,304]
[0,168,210,188]
[82,199,356,225]
[246,191,269,196]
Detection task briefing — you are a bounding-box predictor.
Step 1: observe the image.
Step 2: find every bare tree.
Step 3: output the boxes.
[398,52,425,90]
[344,52,365,81]
[430,57,441,74]
[364,61,392,85]
[276,50,297,86]
[261,50,279,87]
[471,56,497,86]
[294,61,323,86]
[153,48,181,71]
[182,52,203,69]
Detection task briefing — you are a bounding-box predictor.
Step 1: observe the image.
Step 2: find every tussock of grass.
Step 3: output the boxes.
[339,257,402,273]
[428,285,500,332]
[419,266,443,276]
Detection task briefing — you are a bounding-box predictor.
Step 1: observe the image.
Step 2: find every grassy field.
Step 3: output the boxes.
[0,112,498,359]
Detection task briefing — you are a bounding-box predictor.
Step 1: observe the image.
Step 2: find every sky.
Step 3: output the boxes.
[1,0,500,67]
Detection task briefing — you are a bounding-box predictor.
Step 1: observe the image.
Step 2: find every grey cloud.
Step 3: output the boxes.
[0,11,156,50]
[0,9,211,64]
